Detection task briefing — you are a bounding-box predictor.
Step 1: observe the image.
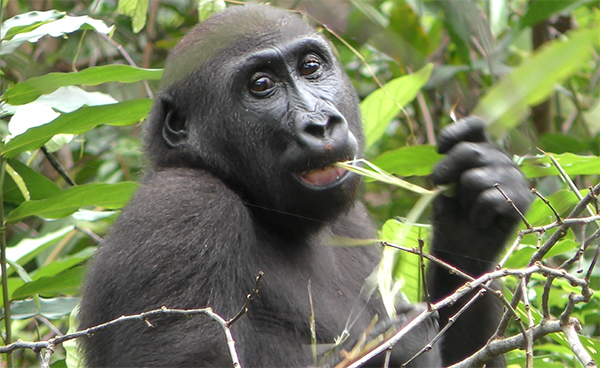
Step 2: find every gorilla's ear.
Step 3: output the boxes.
[160,95,188,148]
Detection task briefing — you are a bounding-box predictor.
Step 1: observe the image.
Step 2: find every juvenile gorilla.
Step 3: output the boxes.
[79,5,531,367]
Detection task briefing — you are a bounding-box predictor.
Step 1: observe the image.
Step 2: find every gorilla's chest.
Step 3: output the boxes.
[245,238,379,344]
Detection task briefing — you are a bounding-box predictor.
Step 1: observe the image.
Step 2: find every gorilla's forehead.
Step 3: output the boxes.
[160,5,317,90]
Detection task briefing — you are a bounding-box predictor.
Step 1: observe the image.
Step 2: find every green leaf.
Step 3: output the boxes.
[6,182,138,223]
[520,153,600,179]
[64,305,82,368]
[32,247,95,280]
[118,0,149,33]
[474,28,600,137]
[525,190,582,227]
[361,64,433,148]
[519,0,581,29]
[3,159,61,204]
[11,267,85,300]
[2,99,152,158]
[2,66,161,105]
[5,163,30,201]
[10,296,80,319]
[380,220,431,305]
[371,145,443,177]
[198,0,226,22]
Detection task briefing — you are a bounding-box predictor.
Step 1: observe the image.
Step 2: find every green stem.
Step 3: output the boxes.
[0,157,13,368]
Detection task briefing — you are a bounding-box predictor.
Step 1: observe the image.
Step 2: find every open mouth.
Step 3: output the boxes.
[297,160,355,189]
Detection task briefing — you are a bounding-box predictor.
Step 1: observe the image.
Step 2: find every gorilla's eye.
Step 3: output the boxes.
[300,54,321,77]
[250,74,275,97]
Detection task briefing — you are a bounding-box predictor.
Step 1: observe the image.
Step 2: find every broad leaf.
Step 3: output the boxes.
[2,99,152,158]
[11,267,85,300]
[520,153,600,179]
[474,28,600,137]
[1,14,113,55]
[371,145,442,177]
[6,182,138,223]
[361,64,433,148]
[118,0,149,33]
[2,66,161,105]
[6,226,75,271]
[10,297,80,319]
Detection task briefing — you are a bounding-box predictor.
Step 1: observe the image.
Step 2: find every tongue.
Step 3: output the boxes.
[301,166,347,186]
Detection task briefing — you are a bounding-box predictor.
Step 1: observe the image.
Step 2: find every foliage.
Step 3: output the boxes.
[0,0,599,367]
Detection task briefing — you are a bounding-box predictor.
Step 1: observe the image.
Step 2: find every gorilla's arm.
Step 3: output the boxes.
[427,117,532,366]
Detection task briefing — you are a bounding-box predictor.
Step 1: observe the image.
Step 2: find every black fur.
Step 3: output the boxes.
[79,6,531,367]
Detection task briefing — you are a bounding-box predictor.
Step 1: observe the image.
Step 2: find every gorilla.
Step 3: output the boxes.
[79,5,531,367]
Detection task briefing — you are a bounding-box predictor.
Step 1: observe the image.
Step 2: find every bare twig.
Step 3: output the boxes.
[41,146,76,186]
[562,319,597,368]
[531,188,562,223]
[418,238,432,309]
[0,273,266,368]
[227,271,263,327]
[519,277,534,368]
[494,184,531,228]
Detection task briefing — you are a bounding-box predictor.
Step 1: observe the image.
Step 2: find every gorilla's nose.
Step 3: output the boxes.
[295,110,349,151]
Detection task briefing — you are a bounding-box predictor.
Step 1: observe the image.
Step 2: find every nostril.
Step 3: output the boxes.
[304,123,327,138]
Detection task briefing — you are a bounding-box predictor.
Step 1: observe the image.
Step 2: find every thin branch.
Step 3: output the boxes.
[41,146,76,186]
[346,263,570,368]
[227,271,263,327]
[494,184,531,228]
[562,319,597,368]
[418,238,431,309]
[450,318,565,368]
[531,188,562,223]
[520,278,534,368]
[402,289,486,366]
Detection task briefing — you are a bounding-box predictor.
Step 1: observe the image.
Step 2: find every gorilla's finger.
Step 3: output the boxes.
[437,116,488,154]
[458,165,525,210]
[469,185,531,228]
[432,142,514,186]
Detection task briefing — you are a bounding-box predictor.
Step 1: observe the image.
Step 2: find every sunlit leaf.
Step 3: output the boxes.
[5,163,30,201]
[198,0,226,21]
[1,10,63,39]
[1,14,114,55]
[118,0,148,33]
[6,226,75,271]
[361,64,433,148]
[33,86,118,113]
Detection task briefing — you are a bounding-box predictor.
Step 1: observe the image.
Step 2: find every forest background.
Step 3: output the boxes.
[0,0,599,367]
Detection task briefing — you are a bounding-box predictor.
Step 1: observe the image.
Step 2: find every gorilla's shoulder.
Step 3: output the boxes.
[115,168,251,231]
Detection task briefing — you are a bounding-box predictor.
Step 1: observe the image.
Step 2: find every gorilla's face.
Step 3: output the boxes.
[234,36,360,189]
[145,6,364,229]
